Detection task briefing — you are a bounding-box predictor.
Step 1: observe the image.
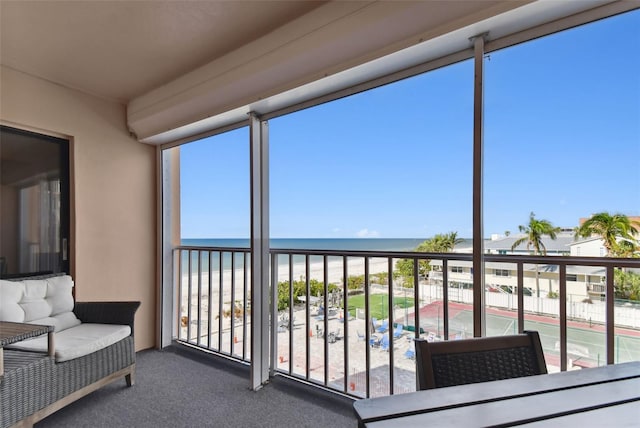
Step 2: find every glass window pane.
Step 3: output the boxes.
[0,126,69,277]
[484,10,640,372]
[270,59,473,396]
[484,10,640,245]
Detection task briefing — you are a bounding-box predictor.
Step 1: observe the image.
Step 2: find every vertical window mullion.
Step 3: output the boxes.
[472,33,487,338]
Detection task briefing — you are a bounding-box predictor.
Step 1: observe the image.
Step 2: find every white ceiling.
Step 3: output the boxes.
[2,0,543,106]
[0,0,326,104]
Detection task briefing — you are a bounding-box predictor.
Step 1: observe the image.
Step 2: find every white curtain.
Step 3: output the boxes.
[19,177,61,273]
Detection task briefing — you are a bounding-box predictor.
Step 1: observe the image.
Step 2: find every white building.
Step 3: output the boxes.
[432,231,609,300]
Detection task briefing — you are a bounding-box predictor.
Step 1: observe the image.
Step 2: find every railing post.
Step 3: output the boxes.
[559,264,567,371]
[305,255,311,381]
[207,251,213,349]
[517,263,524,333]
[606,265,615,365]
[197,250,202,347]
[413,258,420,342]
[364,257,371,398]
[249,112,270,390]
[218,252,224,350]
[187,250,193,342]
[270,254,278,376]
[442,259,449,340]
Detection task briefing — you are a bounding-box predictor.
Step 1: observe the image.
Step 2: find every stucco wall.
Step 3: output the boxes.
[1,66,156,350]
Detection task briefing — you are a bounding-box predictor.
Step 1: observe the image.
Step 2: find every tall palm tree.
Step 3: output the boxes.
[574,212,639,257]
[511,212,561,298]
[512,212,561,255]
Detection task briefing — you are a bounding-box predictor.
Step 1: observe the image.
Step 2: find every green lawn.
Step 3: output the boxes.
[346,293,414,320]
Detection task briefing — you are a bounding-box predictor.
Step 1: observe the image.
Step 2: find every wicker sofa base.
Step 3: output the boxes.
[0,337,135,428]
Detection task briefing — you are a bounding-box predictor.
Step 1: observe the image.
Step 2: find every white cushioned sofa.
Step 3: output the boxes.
[0,273,139,428]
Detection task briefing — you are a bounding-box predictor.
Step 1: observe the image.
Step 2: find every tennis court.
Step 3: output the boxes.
[418,302,640,368]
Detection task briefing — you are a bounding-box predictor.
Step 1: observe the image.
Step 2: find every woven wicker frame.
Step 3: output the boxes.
[0,337,135,428]
[0,296,139,428]
[0,351,55,427]
[415,330,547,390]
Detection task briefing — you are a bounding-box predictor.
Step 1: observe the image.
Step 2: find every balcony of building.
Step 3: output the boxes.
[1,1,639,426]
[29,246,640,427]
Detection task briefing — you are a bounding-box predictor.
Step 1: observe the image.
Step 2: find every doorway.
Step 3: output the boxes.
[0,125,70,277]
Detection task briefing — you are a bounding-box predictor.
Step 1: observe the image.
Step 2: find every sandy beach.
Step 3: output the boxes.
[179,256,393,306]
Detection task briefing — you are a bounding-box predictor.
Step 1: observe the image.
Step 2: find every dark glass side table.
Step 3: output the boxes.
[0,321,54,376]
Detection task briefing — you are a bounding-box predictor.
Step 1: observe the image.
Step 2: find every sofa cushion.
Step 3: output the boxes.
[0,275,81,331]
[54,312,83,331]
[27,312,82,332]
[0,280,25,322]
[46,275,76,315]
[7,323,131,362]
[21,279,50,321]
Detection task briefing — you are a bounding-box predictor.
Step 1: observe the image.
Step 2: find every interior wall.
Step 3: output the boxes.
[0,66,156,350]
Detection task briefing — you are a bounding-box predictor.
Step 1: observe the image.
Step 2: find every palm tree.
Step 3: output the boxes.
[617,240,639,258]
[511,212,561,298]
[395,232,463,285]
[434,231,465,252]
[512,212,561,255]
[574,212,639,257]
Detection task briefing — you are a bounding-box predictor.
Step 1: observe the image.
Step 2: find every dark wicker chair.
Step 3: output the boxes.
[1,273,140,427]
[414,330,547,390]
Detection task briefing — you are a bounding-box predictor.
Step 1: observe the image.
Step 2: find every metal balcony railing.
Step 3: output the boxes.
[174,246,640,398]
[175,246,252,362]
[588,282,606,294]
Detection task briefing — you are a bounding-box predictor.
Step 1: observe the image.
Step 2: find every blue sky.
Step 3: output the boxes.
[180,10,640,239]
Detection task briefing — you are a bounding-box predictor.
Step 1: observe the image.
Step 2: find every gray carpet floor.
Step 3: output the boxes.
[36,346,358,428]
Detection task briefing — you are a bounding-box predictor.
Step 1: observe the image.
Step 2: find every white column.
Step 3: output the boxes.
[249,113,270,390]
[160,146,181,348]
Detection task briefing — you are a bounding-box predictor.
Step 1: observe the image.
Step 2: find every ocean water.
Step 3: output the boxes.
[179,238,473,273]
[181,238,473,252]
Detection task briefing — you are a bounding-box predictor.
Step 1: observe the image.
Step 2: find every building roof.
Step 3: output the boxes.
[484,232,576,253]
[431,259,606,276]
